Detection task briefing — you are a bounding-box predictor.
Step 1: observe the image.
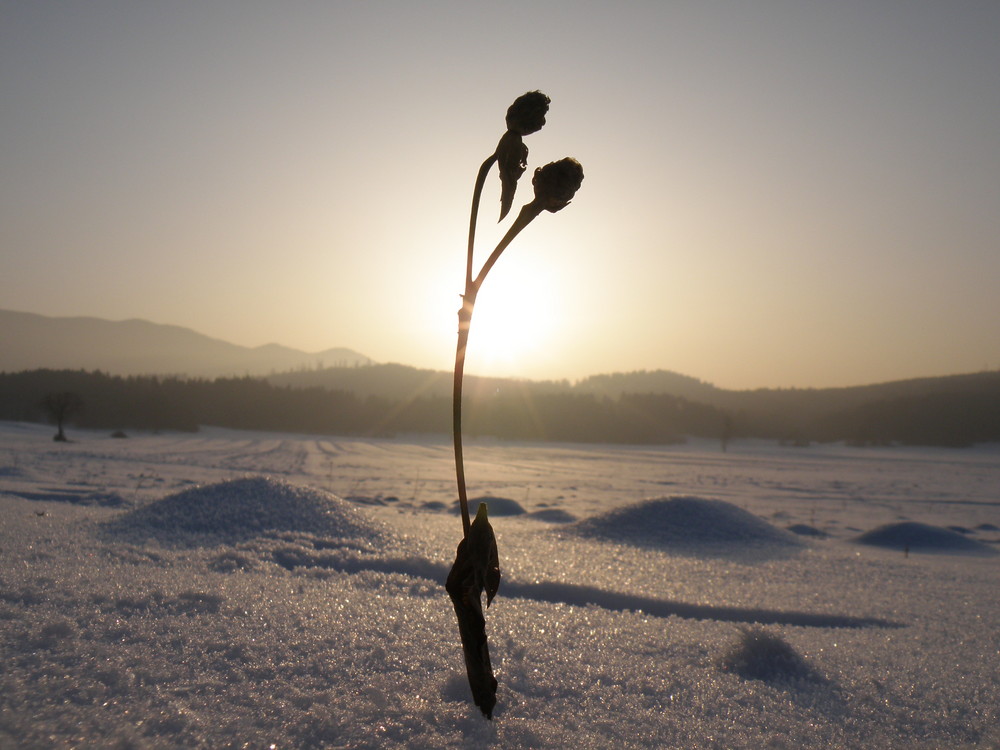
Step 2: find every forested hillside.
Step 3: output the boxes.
[3,367,999,447]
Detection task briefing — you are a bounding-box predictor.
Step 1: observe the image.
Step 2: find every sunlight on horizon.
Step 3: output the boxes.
[2,2,999,390]
[412,231,572,380]
[461,255,565,378]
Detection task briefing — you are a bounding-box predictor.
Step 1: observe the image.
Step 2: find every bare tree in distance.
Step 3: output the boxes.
[41,391,83,442]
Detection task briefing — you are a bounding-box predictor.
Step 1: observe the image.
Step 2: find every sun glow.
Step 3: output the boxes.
[463,255,562,377]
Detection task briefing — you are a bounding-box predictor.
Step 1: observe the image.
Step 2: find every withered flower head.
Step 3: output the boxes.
[494,91,551,220]
[505,91,550,136]
[531,157,584,212]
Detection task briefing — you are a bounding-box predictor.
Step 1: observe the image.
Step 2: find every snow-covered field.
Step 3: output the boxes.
[1,421,998,749]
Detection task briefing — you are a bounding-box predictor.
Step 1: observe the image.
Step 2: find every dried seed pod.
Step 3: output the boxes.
[531,157,584,213]
[504,90,550,135]
[496,91,551,220]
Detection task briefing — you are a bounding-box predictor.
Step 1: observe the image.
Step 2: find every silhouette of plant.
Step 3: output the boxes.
[447,91,583,719]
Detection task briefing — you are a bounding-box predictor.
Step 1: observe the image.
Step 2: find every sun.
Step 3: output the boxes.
[462,255,561,377]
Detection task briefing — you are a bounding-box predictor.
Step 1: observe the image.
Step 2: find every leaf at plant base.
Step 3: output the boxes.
[467,502,500,606]
[446,523,499,719]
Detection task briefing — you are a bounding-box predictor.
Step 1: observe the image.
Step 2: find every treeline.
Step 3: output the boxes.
[723,372,1000,447]
[268,361,572,400]
[0,369,719,443]
[2,368,999,447]
[0,369,369,434]
[270,362,1000,447]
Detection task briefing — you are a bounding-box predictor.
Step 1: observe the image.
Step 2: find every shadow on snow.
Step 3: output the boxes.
[273,551,902,630]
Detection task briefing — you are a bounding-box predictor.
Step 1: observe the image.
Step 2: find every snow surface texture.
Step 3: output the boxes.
[1,422,999,748]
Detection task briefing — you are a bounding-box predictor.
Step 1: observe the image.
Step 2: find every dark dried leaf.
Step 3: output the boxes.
[445,503,501,718]
[496,131,528,221]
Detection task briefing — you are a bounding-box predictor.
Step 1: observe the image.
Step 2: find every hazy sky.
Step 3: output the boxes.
[2,1,998,390]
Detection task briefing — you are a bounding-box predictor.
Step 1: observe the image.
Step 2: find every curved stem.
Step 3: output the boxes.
[471,201,543,292]
[455,153,496,538]
[467,156,498,290]
[453,290,476,538]
[454,200,543,537]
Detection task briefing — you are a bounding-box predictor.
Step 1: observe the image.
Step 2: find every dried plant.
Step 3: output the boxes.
[446,91,583,719]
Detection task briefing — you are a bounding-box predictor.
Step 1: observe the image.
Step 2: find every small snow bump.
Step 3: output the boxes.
[451,496,526,516]
[572,496,802,552]
[720,627,824,684]
[528,508,578,523]
[787,523,829,538]
[853,521,998,556]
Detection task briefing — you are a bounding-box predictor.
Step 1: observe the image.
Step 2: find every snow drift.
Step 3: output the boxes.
[853,521,998,556]
[102,476,392,549]
[3,423,999,748]
[572,496,803,554]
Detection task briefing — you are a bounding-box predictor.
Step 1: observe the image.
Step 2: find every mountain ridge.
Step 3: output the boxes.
[3,308,999,446]
[3,309,996,412]
[0,309,370,378]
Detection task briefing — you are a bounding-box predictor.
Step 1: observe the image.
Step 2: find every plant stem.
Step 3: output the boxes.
[454,154,495,538]
[471,202,543,290]
[453,199,544,538]
[467,156,497,290]
[453,289,476,538]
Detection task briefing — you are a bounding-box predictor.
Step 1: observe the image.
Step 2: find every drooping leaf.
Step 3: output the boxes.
[496,131,528,222]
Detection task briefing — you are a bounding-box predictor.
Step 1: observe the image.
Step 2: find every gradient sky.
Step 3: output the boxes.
[2,1,998,390]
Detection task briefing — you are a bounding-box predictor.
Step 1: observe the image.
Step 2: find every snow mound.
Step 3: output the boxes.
[451,496,526,516]
[720,627,825,684]
[346,494,399,506]
[853,521,998,556]
[102,476,392,547]
[420,500,449,512]
[528,508,578,523]
[17,489,129,507]
[787,523,829,538]
[573,496,802,551]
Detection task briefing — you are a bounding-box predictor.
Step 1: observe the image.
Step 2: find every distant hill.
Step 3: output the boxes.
[0,309,370,378]
[574,370,722,403]
[269,362,1000,446]
[272,361,1000,413]
[5,308,998,447]
[268,361,571,400]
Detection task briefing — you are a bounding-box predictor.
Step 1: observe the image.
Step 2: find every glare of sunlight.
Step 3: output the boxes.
[462,253,563,377]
